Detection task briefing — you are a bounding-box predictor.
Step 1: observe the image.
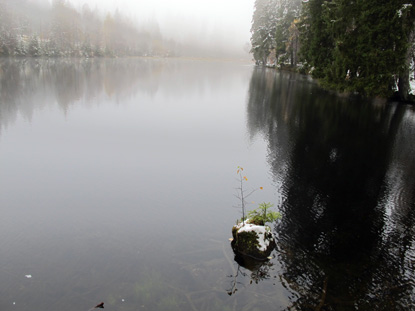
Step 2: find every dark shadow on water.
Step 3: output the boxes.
[247,67,415,310]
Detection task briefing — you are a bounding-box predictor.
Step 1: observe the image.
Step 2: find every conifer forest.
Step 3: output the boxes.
[250,0,415,101]
[1,0,414,100]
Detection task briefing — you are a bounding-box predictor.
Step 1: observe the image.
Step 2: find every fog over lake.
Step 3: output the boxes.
[1,58,415,310]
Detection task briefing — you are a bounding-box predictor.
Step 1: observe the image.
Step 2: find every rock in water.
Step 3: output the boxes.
[231,220,276,260]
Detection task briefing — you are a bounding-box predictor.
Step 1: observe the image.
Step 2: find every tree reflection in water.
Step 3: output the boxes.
[247,67,415,310]
[0,57,237,136]
[227,251,274,296]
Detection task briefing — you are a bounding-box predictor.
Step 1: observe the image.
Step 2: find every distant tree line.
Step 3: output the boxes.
[0,0,173,58]
[250,0,415,101]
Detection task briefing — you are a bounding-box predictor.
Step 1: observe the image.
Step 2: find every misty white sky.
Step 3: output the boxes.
[66,0,255,54]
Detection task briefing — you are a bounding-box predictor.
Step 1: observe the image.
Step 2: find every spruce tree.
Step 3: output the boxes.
[250,0,277,65]
[28,35,41,57]
[299,0,415,99]
[299,0,335,78]
[397,3,415,100]
[274,0,302,66]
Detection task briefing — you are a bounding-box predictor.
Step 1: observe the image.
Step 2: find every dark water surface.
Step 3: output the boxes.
[0,58,414,310]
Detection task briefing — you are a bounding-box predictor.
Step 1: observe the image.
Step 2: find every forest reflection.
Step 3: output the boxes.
[0,58,243,136]
[247,67,415,310]
[2,59,414,310]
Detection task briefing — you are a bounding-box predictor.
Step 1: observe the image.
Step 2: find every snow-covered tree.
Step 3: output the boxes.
[274,0,302,66]
[250,0,278,65]
[28,35,41,56]
[14,36,28,56]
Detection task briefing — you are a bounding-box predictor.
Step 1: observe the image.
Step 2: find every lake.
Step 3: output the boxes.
[0,58,414,310]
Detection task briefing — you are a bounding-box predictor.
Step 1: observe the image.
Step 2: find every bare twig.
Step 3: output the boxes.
[235,166,261,225]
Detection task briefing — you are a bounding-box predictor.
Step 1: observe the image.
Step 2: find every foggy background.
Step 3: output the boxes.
[68,0,255,58]
[2,0,254,58]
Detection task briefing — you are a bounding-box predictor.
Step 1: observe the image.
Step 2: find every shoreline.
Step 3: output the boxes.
[260,64,415,105]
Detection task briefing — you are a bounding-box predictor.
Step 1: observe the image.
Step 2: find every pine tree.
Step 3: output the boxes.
[299,0,415,99]
[397,3,415,100]
[28,35,41,56]
[15,37,27,56]
[250,0,278,65]
[299,0,335,78]
[274,0,302,66]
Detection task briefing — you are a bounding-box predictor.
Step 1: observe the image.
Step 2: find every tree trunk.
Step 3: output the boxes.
[293,36,299,67]
[398,69,409,101]
[263,52,268,66]
[399,23,415,101]
[290,47,294,67]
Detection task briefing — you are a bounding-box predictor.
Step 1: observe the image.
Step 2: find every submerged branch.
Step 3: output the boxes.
[315,277,329,311]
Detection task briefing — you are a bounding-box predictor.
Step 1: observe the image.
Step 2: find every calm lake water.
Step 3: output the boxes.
[0,58,414,310]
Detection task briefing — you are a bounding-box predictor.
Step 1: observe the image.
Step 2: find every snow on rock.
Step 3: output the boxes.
[236,222,271,251]
[231,219,276,260]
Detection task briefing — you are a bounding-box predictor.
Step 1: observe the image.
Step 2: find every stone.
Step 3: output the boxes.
[231,220,276,260]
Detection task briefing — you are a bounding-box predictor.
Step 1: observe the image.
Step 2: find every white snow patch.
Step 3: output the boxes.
[237,222,271,251]
[397,4,412,18]
[405,58,415,95]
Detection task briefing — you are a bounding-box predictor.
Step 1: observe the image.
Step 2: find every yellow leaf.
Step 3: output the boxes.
[260,187,263,190]
[244,176,248,181]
